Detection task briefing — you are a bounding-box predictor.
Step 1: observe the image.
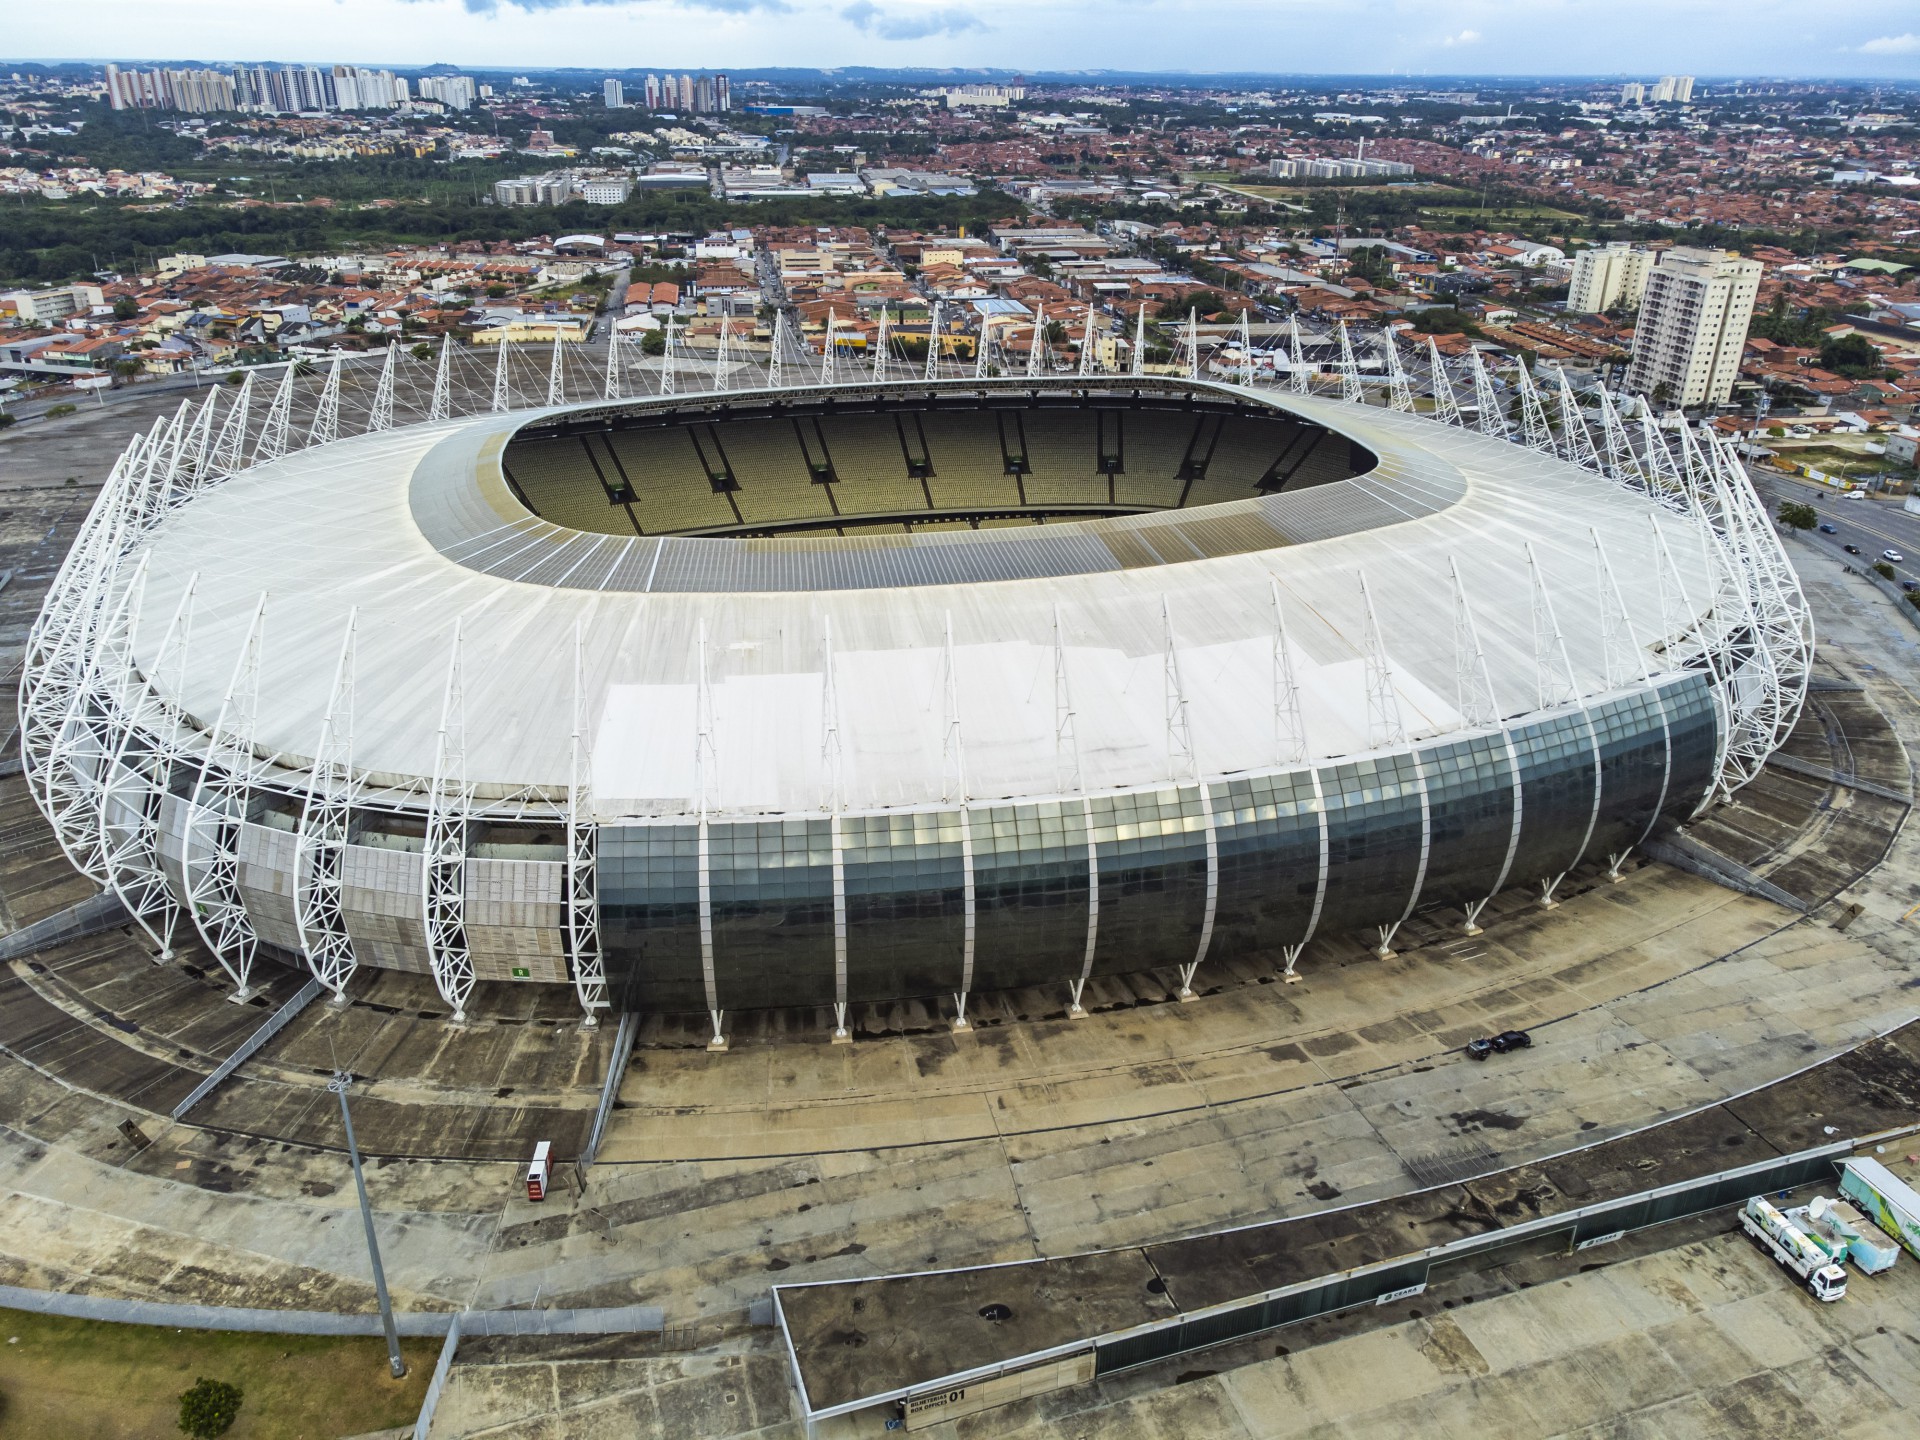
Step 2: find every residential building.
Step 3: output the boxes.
[1648,76,1695,104]
[1626,247,1763,408]
[604,78,625,109]
[1,284,105,323]
[578,176,632,205]
[415,75,476,110]
[1567,242,1654,314]
[944,84,1025,109]
[1620,83,1645,105]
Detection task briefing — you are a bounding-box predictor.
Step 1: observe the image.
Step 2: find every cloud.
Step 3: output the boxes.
[841,1,986,39]
[1858,33,1920,54]
[1441,29,1480,47]
[440,0,790,14]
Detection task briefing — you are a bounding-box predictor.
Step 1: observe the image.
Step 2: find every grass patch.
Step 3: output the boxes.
[0,1307,435,1439]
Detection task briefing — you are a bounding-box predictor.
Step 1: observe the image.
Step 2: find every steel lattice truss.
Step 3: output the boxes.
[16,332,1812,1015]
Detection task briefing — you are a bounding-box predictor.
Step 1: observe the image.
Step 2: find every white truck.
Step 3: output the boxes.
[1839,1157,1920,1260]
[1740,1197,1848,1301]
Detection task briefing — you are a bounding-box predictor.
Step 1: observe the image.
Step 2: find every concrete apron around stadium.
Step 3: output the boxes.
[591,863,1846,1166]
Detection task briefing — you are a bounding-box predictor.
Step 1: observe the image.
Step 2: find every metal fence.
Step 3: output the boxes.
[781,1137,1863,1429]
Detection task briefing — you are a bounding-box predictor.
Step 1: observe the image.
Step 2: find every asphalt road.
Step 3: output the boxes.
[1747,464,1920,588]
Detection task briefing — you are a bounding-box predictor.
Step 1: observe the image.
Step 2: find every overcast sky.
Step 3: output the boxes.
[9,0,1920,80]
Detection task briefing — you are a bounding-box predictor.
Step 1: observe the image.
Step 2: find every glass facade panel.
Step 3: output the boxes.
[842,809,965,1002]
[1211,770,1322,958]
[1418,734,1517,908]
[709,819,836,1010]
[1088,786,1208,977]
[1586,690,1676,861]
[598,823,704,1014]
[1659,672,1720,824]
[1508,710,1599,886]
[1316,755,1425,933]
[595,672,1727,1015]
[971,800,1092,992]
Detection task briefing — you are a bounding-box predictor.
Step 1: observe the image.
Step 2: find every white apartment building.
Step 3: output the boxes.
[604,79,625,109]
[1,284,105,323]
[1625,247,1762,408]
[1648,75,1695,104]
[1567,242,1653,314]
[1620,83,1645,105]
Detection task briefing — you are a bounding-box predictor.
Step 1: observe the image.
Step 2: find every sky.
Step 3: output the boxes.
[8,0,1920,80]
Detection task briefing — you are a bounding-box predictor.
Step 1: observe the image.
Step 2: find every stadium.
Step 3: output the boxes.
[16,347,1812,1045]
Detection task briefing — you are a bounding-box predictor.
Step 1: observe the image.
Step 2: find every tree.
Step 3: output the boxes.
[410,343,434,360]
[1818,332,1882,380]
[1873,561,1896,581]
[1650,381,1673,409]
[112,295,138,320]
[1776,500,1817,531]
[178,1378,243,1439]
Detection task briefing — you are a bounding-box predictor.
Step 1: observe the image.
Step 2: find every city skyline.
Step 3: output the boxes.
[7,0,1920,80]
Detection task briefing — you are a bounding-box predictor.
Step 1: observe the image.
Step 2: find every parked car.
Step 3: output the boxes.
[1844,490,1868,500]
[1883,549,1905,562]
[1465,1030,1533,1060]
[1844,544,1863,555]
[1818,523,1838,534]
[1902,581,1918,593]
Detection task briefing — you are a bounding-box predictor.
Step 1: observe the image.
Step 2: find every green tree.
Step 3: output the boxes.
[1873,561,1896,581]
[112,295,139,320]
[178,1378,243,1439]
[1818,332,1882,380]
[1776,500,1817,531]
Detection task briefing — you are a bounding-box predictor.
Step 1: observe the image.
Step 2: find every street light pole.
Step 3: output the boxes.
[330,1071,408,1379]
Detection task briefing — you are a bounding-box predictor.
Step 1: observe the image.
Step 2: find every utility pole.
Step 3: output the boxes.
[330,1070,407,1379]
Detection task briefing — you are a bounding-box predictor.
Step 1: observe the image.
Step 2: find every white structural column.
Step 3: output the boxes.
[1450,559,1519,936]
[1385,329,1414,412]
[873,308,891,383]
[294,611,362,1000]
[1469,350,1504,437]
[1187,309,1200,382]
[1358,573,1427,957]
[1553,367,1598,470]
[98,571,195,959]
[1028,304,1046,378]
[209,373,253,476]
[692,622,722,1049]
[367,344,397,433]
[1161,600,1217,1001]
[713,308,732,392]
[1078,306,1097,378]
[1512,360,1554,451]
[1337,322,1363,404]
[423,623,475,1023]
[925,301,942,383]
[1052,607,1099,1020]
[1238,308,1254,387]
[1131,307,1146,377]
[43,554,149,885]
[491,337,513,413]
[308,356,343,448]
[940,614,976,1033]
[254,363,297,462]
[821,616,851,1042]
[1593,530,1672,876]
[566,624,607,1024]
[1288,317,1308,396]
[1527,545,1604,906]
[820,313,838,388]
[183,594,270,997]
[1426,338,1462,427]
[603,332,624,402]
[546,338,566,407]
[430,334,453,421]
[756,314,771,393]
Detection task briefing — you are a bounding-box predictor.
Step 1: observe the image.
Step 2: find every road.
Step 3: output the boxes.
[1746,465,1920,589]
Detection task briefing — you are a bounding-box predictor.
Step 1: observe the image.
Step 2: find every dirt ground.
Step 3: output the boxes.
[0,1309,435,1440]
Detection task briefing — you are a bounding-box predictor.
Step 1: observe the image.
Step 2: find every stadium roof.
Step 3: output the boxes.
[130,384,1716,820]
